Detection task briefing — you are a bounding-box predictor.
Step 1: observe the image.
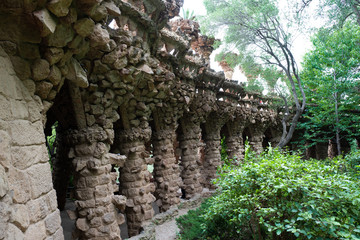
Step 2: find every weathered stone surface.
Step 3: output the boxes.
[74,18,95,37]
[33,8,57,37]
[89,23,110,47]
[9,56,31,80]
[24,221,47,240]
[0,129,11,170]
[12,145,48,170]
[10,99,28,120]
[44,47,64,65]
[89,4,107,21]
[48,65,62,85]
[11,204,30,231]
[18,42,40,60]
[0,94,11,121]
[27,163,53,199]
[9,120,45,146]
[0,165,8,198]
[7,167,31,203]
[76,218,90,232]
[6,223,24,240]
[32,59,50,81]
[46,24,75,47]
[102,1,121,16]
[66,58,89,88]
[35,81,53,99]
[47,0,72,17]
[44,210,62,234]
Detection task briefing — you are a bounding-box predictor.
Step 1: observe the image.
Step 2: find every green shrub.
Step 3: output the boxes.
[176,200,209,240]
[345,150,360,174]
[178,147,360,240]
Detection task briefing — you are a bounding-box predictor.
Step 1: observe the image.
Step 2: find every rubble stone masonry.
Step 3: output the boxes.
[0,0,282,239]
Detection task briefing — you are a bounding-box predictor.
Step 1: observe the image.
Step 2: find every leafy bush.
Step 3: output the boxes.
[177,147,360,240]
[176,200,209,240]
[345,150,360,174]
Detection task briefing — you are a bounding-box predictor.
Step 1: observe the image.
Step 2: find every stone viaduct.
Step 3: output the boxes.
[0,0,282,239]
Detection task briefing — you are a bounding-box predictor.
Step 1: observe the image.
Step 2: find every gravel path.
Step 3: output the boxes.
[155,208,189,240]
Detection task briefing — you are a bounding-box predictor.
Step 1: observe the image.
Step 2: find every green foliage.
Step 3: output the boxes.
[220,137,228,164]
[177,147,360,240]
[181,8,196,20]
[315,0,360,28]
[345,149,360,175]
[176,200,210,240]
[297,21,360,149]
[46,122,58,169]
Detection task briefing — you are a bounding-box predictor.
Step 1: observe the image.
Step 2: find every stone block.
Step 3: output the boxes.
[46,24,75,47]
[32,59,50,81]
[7,167,31,203]
[0,129,11,169]
[76,218,90,232]
[27,163,53,199]
[66,58,89,88]
[33,8,57,37]
[6,223,24,240]
[35,81,53,99]
[9,56,31,81]
[22,79,36,96]
[0,165,8,198]
[10,99,29,120]
[18,42,40,60]
[11,204,30,231]
[24,221,47,240]
[28,99,43,122]
[74,18,95,37]
[94,185,109,198]
[46,190,59,212]
[10,120,45,146]
[44,210,62,235]
[27,195,50,223]
[48,228,65,240]
[89,23,110,47]
[47,0,72,17]
[0,94,11,121]
[45,48,64,66]
[11,145,48,170]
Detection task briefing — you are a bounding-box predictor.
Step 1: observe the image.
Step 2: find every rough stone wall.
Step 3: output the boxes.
[0,46,63,239]
[0,0,283,239]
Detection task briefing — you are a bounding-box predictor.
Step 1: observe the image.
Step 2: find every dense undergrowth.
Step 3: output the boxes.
[176,146,360,240]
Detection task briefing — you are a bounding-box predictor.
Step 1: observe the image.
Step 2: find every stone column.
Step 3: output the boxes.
[248,128,265,154]
[224,120,246,161]
[67,127,125,240]
[178,119,203,199]
[227,135,244,160]
[152,129,182,212]
[202,126,222,189]
[202,102,236,189]
[118,127,155,237]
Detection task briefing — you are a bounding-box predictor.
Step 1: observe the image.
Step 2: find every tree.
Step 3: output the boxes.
[296,0,360,27]
[300,21,360,155]
[200,0,306,148]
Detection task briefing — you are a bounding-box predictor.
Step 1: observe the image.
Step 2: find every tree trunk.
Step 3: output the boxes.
[334,91,341,155]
